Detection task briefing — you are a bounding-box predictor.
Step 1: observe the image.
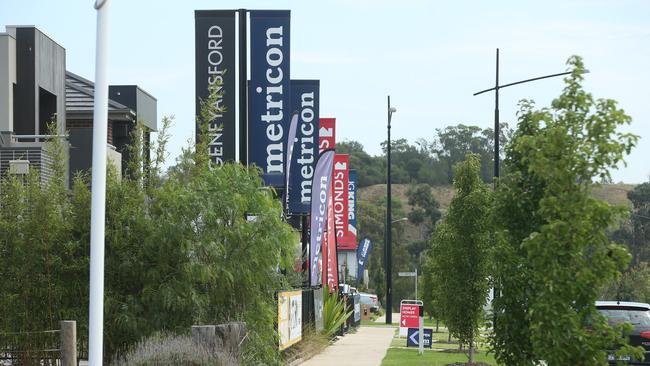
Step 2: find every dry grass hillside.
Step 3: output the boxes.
[359,183,637,242]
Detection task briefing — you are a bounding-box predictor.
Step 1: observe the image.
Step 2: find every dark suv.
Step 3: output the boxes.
[597,301,650,364]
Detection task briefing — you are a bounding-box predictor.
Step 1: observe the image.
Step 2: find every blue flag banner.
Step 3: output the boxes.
[356,237,372,282]
[249,10,291,186]
[288,80,320,214]
[310,150,335,287]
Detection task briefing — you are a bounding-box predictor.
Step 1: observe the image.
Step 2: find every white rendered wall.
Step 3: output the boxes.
[0,33,16,134]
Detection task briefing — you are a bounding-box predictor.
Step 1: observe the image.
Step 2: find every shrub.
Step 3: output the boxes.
[111,333,236,366]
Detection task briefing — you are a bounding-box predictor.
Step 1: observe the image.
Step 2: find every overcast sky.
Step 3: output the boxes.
[3,0,649,183]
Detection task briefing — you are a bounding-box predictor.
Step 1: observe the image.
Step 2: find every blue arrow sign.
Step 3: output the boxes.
[406,328,432,348]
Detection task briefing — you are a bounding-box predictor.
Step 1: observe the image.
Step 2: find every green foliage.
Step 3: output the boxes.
[425,154,492,363]
[0,124,86,334]
[406,183,441,238]
[0,84,297,365]
[491,56,641,366]
[626,182,650,265]
[601,262,650,303]
[432,123,511,184]
[338,124,509,189]
[321,287,352,337]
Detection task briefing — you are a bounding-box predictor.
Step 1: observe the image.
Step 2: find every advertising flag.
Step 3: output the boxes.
[339,169,358,249]
[332,154,350,248]
[284,112,299,209]
[318,118,336,154]
[309,150,335,287]
[249,10,291,186]
[195,10,237,166]
[323,183,339,292]
[356,238,373,282]
[288,80,320,214]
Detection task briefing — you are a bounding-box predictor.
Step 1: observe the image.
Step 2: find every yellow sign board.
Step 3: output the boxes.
[278,290,302,350]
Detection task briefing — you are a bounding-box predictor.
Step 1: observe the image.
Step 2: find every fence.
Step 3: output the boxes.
[0,321,77,366]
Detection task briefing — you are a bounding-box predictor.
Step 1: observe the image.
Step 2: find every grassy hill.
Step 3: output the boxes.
[359,183,637,242]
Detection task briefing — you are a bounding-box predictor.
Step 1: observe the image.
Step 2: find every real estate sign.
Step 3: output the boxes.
[278,290,302,350]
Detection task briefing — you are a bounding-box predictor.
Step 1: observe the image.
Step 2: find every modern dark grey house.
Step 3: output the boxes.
[0,25,157,186]
[66,72,157,181]
[0,26,67,183]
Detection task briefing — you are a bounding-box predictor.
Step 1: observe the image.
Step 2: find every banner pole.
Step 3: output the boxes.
[89,0,110,364]
[238,9,248,165]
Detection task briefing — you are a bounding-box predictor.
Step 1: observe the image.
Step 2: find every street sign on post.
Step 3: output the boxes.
[398,269,419,300]
[406,328,432,348]
[399,300,422,337]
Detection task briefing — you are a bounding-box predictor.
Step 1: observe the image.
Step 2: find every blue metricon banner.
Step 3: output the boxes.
[288,80,320,214]
[356,238,373,283]
[249,10,291,187]
[310,150,335,287]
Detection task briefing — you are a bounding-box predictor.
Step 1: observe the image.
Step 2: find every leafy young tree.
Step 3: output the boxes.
[491,56,640,365]
[427,153,492,363]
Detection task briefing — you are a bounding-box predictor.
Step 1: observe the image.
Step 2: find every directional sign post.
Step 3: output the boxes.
[406,327,432,349]
[399,300,422,337]
[398,269,419,300]
[418,304,424,354]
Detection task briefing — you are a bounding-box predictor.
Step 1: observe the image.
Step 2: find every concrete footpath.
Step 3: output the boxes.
[298,326,396,366]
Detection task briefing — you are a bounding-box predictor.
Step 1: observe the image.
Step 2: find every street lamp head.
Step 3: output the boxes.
[388,107,397,113]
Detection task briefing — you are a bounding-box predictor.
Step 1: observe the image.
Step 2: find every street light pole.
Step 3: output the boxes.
[385,96,396,324]
[474,48,588,182]
[474,48,589,330]
[494,49,499,180]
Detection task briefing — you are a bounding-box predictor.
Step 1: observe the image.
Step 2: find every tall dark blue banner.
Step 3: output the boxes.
[288,80,320,214]
[356,238,372,283]
[194,10,236,166]
[249,10,291,186]
[348,170,357,228]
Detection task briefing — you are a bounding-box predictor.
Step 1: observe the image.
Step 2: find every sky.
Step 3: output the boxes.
[2,0,649,183]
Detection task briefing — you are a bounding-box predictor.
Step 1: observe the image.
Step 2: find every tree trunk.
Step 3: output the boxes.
[468,340,475,364]
[448,333,452,343]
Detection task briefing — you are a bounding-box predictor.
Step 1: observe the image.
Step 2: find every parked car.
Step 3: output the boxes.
[359,292,381,313]
[596,301,650,364]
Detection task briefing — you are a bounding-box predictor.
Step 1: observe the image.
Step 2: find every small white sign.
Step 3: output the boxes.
[398,272,416,277]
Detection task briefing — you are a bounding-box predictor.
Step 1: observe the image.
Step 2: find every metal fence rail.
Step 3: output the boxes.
[0,321,77,366]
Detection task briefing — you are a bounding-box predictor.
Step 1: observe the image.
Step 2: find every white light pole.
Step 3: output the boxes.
[89,0,110,364]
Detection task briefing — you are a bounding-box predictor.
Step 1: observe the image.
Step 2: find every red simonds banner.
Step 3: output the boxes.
[322,184,339,292]
[332,154,351,249]
[319,118,336,154]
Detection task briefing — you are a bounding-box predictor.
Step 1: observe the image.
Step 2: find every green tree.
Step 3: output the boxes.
[627,182,650,265]
[426,154,492,363]
[601,262,650,303]
[432,123,511,183]
[406,183,441,238]
[491,56,640,365]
